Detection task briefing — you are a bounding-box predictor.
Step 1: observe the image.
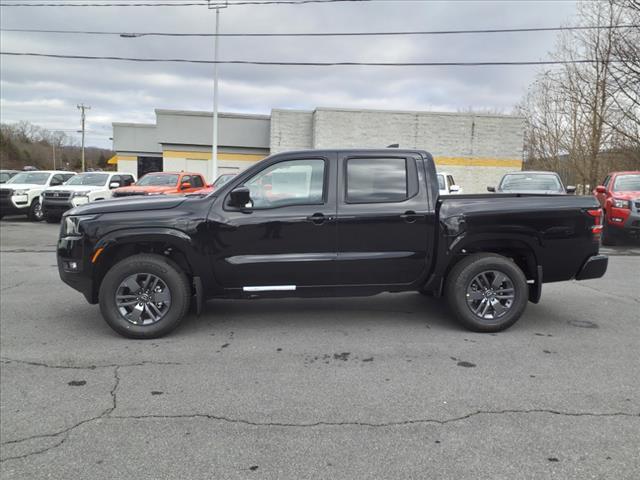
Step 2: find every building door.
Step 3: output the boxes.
[137,157,163,179]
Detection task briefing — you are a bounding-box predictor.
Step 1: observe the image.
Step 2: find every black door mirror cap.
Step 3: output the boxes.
[229,186,252,210]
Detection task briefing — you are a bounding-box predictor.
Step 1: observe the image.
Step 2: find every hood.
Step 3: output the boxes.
[44,184,104,192]
[0,183,45,190]
[611,191,640,200]
[115,185,176,194]
[67,195,187,215]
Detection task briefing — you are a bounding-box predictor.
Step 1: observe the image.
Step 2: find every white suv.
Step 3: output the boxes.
[41,171,136,222]
[0,170,76,221]
[437,172,463,196]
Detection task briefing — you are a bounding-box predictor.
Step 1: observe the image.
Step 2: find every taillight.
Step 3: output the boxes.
[587,208,603,237]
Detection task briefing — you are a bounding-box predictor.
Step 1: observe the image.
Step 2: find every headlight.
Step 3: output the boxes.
[62,215,98,236]
[73,191,91,197]
[13,189,29,195]
[612,198,631,209]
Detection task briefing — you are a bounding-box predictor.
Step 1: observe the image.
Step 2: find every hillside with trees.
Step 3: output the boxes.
[0,121,114,172]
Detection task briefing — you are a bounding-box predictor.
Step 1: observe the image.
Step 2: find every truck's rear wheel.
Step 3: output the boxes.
[445,253,528,332]
[99,254,191,339]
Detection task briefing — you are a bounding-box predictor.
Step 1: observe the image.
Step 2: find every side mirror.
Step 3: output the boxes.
[595,185,606,194]
[449,185,460,194]
[566,185,576,194]
[109,181,120,189]
[487,186,496,192]
[181,182,192,190]
[50,179,62,186]
[229,186,252,209]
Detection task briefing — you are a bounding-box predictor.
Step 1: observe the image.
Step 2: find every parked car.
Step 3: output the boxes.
[112,172,206,197]
[436,172,462,195]
[0,170,19,184]
[57,149,607,339]
[41,171,136,223]
[488,171,575,194]
[593,171,640,245]
[0,170,76,221]
[190,173,237,195]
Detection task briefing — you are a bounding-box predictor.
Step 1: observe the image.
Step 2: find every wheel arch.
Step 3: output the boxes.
[90,228,205,302]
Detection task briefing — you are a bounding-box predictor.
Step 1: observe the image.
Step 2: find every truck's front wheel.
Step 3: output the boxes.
[99,254,191,339]
[445,253,528,332]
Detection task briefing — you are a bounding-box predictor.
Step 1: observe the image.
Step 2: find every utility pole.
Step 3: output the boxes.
[208,0,227,182]
[77,103,91,172]
[52,143,56,170]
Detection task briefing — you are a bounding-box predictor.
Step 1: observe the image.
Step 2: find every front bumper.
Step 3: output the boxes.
[0,196,30,216]
[43,198,73,217]
[57,234,97,303]
[608,206,640,231]
[575,255,608,281]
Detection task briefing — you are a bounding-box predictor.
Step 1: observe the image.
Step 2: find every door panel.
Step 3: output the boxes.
[336,153,431,285]
[210,154,337,289]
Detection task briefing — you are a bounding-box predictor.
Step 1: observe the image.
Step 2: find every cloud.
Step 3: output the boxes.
[0,0,578,147]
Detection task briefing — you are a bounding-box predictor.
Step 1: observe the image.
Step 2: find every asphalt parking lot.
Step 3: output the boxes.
[1,218,639,479]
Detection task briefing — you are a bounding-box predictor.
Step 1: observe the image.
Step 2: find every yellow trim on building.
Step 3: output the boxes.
[108,154,136,165]
[435,157,522,168]
[163,150,266,162]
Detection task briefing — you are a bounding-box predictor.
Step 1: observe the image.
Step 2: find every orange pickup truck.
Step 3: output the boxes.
[112,172,206,198]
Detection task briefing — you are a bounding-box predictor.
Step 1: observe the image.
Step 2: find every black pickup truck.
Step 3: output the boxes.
[57,149,608,338]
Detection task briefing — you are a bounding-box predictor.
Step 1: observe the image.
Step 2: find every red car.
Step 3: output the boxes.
[593,171,640,245]
[112,172,206,198]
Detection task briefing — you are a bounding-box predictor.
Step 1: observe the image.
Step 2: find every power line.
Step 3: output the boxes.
[2,24,637,37]
[0,51,621,66]
[0,0,368,6]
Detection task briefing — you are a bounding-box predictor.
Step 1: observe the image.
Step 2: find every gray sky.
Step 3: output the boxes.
[0,0,579,148]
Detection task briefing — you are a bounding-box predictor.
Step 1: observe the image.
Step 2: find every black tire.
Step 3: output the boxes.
[601,213,617,246]
[445,253,528,333]
[27,199,43,222]
[99,253,191,339]
[45,214,61,223]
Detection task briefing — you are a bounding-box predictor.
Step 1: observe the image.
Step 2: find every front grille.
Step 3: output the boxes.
[0,189,12,198]
[43,191,71,200]
[112,191,146,197]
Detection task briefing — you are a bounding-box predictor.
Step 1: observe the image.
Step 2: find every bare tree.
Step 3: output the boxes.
[520,0,640,190]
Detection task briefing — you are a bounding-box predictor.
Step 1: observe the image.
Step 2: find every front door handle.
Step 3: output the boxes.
[307,213,327,225]
[400,211,419,223]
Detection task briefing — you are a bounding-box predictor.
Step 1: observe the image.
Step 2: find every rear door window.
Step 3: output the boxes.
[346,158,409,203]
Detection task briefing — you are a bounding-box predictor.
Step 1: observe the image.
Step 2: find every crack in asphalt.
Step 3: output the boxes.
[0,357,183,370]
[2,358,639,463]
[0,281,26,292]
[0,366,121,463]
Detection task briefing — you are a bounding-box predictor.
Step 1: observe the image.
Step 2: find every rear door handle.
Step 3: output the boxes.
[400,211,419,223]
[307,213,327,225]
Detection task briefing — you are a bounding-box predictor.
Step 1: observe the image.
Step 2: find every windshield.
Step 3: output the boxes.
[66,173,109,186]
[213,174,234,188]
[499,173,563,192]
[7,172,51,185]
[613,174,640,192]
[436,174,445,190]
[137,173,179,186]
